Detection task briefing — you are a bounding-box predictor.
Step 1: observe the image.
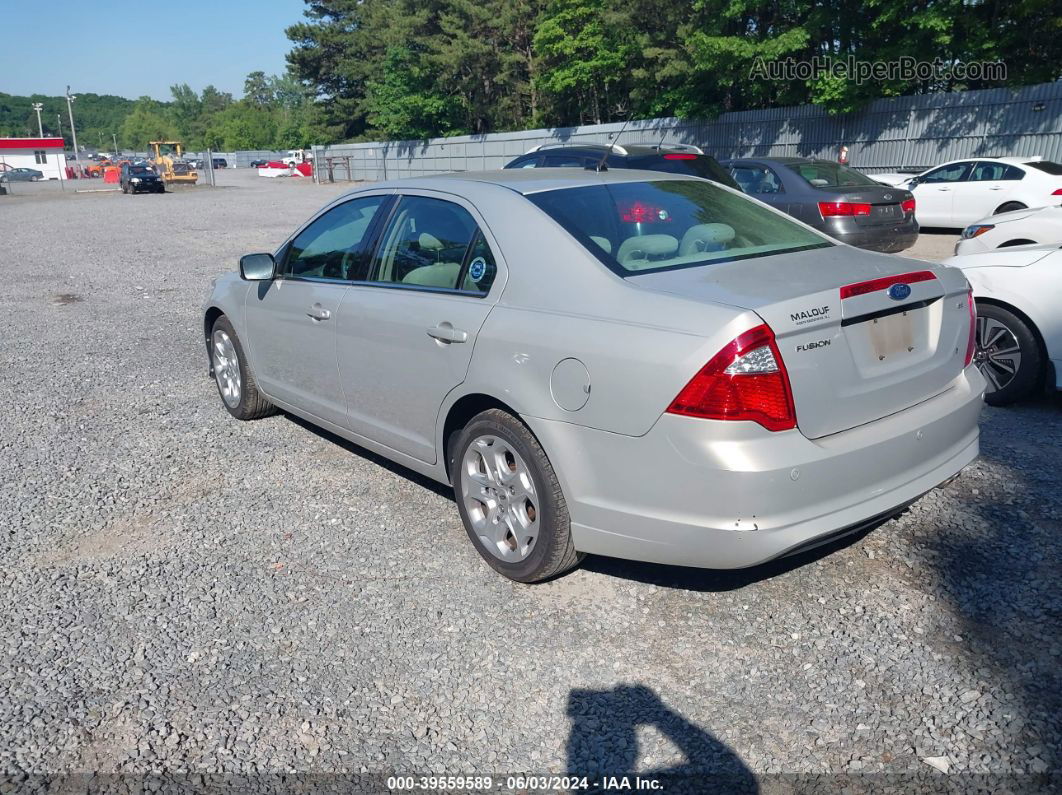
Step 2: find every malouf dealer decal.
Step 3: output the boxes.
[790,305,831,326]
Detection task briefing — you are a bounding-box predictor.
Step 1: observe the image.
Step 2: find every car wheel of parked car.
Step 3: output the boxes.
[451,409,583,583]
[974,303,1042,406]
[210,315,276,420]
[994,201,1027,215]
[998,239,1036,248]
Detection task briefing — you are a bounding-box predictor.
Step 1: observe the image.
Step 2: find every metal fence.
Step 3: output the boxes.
[312,81,1062,182]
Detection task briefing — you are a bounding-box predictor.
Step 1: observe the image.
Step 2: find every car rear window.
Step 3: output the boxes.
[1027,161,1062,175]
[786,162,881,189]
[626,155,741,190]
[527,180,831,276]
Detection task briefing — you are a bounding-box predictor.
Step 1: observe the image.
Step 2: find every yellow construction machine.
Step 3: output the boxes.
[148,141,198,186]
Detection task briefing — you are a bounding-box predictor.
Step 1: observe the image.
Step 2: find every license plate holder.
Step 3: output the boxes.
[868,310,915,359]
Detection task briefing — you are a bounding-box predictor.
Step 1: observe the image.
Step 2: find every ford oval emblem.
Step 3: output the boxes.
[888,283,912,301]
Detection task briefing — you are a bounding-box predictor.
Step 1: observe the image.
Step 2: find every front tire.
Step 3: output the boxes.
[210,315,276,420]
[451,409,582,582]
[974,303,1042,406]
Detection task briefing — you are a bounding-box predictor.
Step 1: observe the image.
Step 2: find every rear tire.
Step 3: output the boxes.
[994,201,1026,215]
[974,303,1042,406]
[210,315,277,420]
[451,409,583,583]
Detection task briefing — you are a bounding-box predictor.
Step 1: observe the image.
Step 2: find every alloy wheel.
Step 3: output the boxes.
[212,329,242,408]
[460,435,539,562]
[975,316,1022,393]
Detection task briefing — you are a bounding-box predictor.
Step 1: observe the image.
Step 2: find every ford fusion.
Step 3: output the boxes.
[203,170,985,582]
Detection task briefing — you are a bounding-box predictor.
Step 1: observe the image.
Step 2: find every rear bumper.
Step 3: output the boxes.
[831,221,920,252]
[525,367,984,570]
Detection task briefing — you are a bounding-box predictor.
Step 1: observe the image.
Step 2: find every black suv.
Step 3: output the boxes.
[120,164,164,194]
[504,143,740,190]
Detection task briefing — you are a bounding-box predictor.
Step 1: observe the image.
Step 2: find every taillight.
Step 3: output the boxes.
[818,201,872,217]
[663,153,697,160]
[667,324,796,432]
[1051,188,1062,196]
[964,291,977,368]
[619,200,671,223]
[901,198,916,214]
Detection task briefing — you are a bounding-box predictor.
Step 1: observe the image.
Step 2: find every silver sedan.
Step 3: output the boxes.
[204,170,985,582]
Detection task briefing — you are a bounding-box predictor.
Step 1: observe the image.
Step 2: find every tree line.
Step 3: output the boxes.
[2,0,1058,150]
[288,0,1061,141]
[0,72,323,153]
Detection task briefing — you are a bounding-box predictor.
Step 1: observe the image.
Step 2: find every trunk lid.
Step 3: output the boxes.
[629,245,972,438]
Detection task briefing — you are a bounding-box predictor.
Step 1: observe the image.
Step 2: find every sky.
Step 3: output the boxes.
[0,0,308,101]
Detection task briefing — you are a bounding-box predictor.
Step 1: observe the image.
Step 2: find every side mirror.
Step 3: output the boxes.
[240,253,276,281]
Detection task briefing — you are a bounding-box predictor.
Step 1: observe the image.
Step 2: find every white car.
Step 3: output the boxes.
[876,157,1062,228]
[944,244,1062,405]
[954,203,1062,255]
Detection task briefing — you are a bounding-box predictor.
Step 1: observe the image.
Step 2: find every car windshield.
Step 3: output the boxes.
[785,162,881,189]
[528,180,831,275]
[130,167,153,175]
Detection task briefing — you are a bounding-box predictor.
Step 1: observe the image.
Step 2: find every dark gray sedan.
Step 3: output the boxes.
[0,167,44,182]
[721,157,918,253]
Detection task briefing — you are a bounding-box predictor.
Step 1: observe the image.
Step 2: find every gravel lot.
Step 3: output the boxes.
[1,170,1058,791]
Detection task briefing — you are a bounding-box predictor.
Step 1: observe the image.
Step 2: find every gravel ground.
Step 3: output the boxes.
[1,170,1058,791]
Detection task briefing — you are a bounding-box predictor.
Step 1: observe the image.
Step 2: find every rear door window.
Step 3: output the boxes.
[970,162,1023,181]
[370,195,494,293]
[529,179,830,276]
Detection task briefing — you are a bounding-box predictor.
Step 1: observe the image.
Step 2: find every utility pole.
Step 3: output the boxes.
[65,86,80,171]
[31,103,44,136]
[112,133,118,156]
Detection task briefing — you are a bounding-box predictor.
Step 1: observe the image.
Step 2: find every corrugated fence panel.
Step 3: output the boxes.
[312,82,1062,181]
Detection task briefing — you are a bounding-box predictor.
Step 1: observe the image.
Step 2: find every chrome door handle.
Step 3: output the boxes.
[306,304,331,321]
[427,323,468,343]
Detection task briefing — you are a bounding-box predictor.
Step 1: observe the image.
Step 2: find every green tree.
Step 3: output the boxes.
[120,98,178,149]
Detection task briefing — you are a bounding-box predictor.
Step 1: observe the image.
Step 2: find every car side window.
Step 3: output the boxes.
[730,165,784,194]
[1002,165,1025,180]
[371,196,482,291]
[543,153,586,167]
[970,162,1010,181]
[511,156,540,169]
[920,161,974,183]
[283,196,388,281]
[462,230,498,294]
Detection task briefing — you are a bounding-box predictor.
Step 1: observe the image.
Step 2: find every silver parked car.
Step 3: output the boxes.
[204,170,985,582]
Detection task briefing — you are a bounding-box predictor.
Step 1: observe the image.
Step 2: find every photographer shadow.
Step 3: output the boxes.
[566,685,758,794]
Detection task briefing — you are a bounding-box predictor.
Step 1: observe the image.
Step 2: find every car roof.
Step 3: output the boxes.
[343,168,698,197]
